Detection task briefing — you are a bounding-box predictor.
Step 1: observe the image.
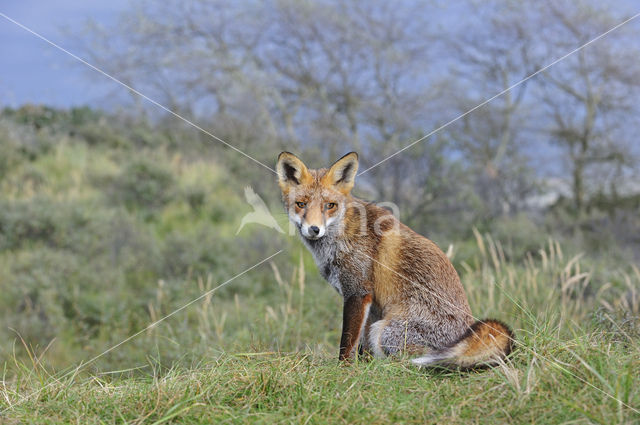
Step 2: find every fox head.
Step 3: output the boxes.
[276,151,359,240]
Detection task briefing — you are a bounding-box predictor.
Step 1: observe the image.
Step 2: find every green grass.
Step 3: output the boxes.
[1,236,639,424]
[1,341,638,424]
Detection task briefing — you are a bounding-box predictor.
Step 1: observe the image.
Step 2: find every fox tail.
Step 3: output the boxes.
[412,319,514,369]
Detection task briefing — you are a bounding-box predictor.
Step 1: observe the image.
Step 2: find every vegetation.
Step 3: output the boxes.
[1,0,640,422]
[0,106,638,423]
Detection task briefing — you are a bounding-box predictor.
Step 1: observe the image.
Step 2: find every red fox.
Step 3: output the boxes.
[276,151,514,368]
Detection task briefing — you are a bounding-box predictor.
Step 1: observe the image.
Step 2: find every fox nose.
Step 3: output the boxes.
[309,225,320,236]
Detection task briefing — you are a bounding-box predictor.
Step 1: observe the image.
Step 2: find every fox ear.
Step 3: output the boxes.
[322,152,359,195]
[276,152,312,190]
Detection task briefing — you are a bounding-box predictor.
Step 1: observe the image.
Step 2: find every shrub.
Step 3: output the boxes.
[161,227,227,279]
[0,198,86,250]
[108,158,176,214]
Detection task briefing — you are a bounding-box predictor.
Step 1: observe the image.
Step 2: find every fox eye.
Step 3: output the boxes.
[295,201,306,208]
[325,202,337,210]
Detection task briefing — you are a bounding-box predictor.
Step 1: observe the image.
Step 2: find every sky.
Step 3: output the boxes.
[0,0,130,108]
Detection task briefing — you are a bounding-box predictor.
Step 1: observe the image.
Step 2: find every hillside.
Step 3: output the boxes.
[0,106,639,423]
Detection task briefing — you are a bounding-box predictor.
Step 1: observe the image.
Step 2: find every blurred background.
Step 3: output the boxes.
[1,0,639,373]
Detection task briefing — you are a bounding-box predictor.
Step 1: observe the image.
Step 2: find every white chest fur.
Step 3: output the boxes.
[303,236,344,296]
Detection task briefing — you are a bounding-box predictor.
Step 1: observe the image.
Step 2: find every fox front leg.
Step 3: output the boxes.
[339,293,373,361]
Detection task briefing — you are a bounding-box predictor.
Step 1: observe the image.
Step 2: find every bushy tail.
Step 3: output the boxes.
[412,319,514,369]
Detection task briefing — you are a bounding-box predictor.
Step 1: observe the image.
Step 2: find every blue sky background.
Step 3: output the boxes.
[0,0,130,107]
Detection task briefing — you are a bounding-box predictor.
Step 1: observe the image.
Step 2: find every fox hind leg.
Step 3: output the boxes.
[368,318,432,358]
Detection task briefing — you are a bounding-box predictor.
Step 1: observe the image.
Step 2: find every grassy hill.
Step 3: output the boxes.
[0,106,639,423]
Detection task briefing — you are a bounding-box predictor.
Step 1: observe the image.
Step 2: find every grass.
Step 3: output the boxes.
[1,345,638,424]
[1,234,639,424]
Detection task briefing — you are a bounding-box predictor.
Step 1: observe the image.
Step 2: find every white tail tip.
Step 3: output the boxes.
[411,352,449,367]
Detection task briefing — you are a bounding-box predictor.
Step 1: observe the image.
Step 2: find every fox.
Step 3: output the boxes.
[276,151,514,368]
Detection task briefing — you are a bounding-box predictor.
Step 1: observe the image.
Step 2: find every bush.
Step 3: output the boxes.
[0,116,52,164]
[108,158,176,214]
[161,227,229,279]
[0,249,87,347]
[0,198,88,250]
